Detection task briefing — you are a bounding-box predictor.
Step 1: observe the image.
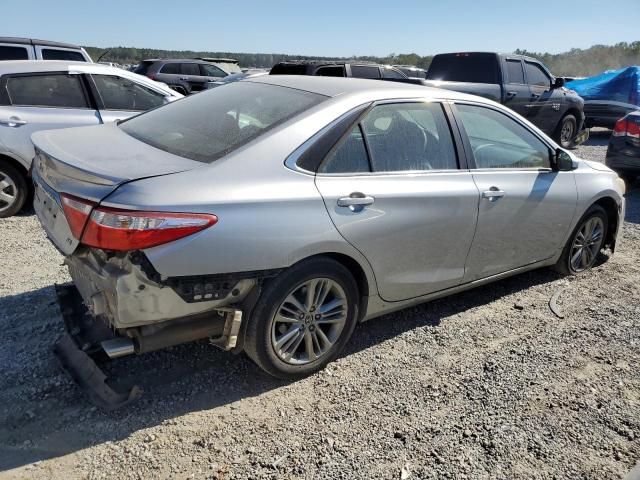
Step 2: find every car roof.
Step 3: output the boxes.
[247,74,484,102]
[0,37,83,49]
[140,58,213,64]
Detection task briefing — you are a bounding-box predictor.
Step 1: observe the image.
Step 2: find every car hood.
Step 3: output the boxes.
[31,123,203,202]
[581,159,614,172]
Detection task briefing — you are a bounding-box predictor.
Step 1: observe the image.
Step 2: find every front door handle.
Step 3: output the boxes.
[0,116,27,127]
[531,93,540,99]
[179,77,189,80]
[506,91,517,98]
[482,188,505,202]
[337,192,375,212]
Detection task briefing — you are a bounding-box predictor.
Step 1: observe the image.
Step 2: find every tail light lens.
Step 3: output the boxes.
[60,193,217,251]
[81,208,217,251]
[147,73,156,81]
[61,194,95,239]
[613,118,640,139]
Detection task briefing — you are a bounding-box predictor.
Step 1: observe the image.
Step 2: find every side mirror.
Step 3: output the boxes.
[553,148,575,171]
[553,77,565,89]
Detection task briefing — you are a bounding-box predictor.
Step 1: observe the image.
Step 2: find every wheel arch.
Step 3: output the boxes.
[592,196,621,251]
[557,107,581,131]
[0,153,30,180]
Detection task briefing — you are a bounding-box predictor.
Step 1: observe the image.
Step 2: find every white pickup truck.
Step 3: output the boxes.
[0,37,92,62]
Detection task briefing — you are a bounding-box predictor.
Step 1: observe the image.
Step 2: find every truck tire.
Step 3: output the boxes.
[0,159,28,218]
[555,114,577,149]
[244,257,359,379]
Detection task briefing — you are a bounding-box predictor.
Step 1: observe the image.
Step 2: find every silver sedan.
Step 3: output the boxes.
[32,76,625,381]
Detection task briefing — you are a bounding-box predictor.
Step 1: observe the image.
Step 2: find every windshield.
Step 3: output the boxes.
[119,82,325,163]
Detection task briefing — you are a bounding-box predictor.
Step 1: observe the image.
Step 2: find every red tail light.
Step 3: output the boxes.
[81,207,217,251]
[613,118,640,139]
[147,73,156,81]
[60,193,217,251]
[61,194,95,239]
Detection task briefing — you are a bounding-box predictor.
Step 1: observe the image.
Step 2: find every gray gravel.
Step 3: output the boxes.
[0,133,639,479]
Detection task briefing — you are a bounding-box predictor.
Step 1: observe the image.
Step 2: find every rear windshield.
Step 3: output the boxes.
[427,53,499,84]
[119,82,325,163]
[133,61,154,75]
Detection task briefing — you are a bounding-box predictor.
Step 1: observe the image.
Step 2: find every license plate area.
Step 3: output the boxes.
[33,178,79,255]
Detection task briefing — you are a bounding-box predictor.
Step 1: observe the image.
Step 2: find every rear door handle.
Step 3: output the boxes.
[531,93,540,99]
[482,188,505,202]
[506,91,517,98]
[337,193,375,212]
[179,77,189,80]
[0,117,27,127]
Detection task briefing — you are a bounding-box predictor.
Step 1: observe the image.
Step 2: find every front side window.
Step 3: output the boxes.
[5,74,88,108]
[456,104,550,169]
[200,64,227,78]
[525,62,550,88]
[92,75,165,111]
[361,102,457,172]
[120,82,325,163]
[41,49,86,62]
[0,46,29,60]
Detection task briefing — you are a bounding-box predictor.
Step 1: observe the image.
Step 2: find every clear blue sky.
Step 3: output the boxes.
[3,0,639,56]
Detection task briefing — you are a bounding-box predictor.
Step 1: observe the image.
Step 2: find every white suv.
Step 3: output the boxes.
[0,37,92,62]
[0,61,183,217]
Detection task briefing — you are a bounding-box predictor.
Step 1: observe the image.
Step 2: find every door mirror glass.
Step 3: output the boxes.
[553,77,565,89]
[554,149,574,171]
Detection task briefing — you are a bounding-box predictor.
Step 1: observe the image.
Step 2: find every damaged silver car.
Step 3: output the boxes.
[31,76,625,407]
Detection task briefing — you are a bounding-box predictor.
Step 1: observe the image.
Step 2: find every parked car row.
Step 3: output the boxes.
[27,75,625,406]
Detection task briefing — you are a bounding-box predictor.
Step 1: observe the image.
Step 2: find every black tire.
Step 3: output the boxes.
[555,114,577,149]
[0,159,28,218]
[553,205,608,275]
[244,257,359,379]
[620,173,637,191]
[170,85,187,96]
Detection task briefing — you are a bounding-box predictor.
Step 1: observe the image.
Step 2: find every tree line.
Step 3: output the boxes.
[85,41,640,77]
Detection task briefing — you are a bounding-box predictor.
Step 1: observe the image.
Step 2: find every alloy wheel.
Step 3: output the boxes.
[561,120,575,145]
[0,170,17,214]
[570,217,604,272]
[270,278,348,365]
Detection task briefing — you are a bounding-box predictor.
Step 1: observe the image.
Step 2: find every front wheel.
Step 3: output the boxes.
[553,205,608,275]
[244,257,359,379]
[555,114,577,149]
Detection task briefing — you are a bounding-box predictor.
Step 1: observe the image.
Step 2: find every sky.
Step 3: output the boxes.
[3,0,640,57]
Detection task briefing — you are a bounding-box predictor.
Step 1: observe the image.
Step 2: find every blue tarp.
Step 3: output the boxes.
[566,66,640,106]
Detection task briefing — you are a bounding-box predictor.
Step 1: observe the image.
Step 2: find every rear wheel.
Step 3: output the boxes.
[244,257,359,379]
[553,205,608,275]
[0,160,28,218]
[555,114,577,149]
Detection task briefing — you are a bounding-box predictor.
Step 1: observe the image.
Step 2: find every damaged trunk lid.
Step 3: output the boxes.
[31,123,203,255]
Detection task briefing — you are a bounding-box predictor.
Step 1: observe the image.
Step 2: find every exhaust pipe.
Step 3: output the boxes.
[101,337,135,359]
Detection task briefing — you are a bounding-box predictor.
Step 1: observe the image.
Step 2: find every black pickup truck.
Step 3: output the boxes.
[425,52,587,148]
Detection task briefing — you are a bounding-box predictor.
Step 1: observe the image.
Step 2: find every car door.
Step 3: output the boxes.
[523,61,558,134]
[0,72,100,165]
[315,101,480,302]
[181,63,207,93]
[502,58,530,117]
[452,102,577,280]
[88,73,167,123]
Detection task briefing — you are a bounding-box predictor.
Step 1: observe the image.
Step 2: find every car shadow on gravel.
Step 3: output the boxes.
[0,263,567,471]
[1,188,638,471]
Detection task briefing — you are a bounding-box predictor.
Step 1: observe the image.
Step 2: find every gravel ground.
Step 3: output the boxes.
[0,131,639,479]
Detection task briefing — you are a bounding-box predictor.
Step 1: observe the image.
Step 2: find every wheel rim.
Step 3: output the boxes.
[270,278,348,365]
[561,120,575,144]
[570,217,604,272]
[0,170,17,214]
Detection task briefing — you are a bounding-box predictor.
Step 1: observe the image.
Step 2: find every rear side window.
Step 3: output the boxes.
[505,60,525,84]
[361,103,457,172]
[41,49,86,62]
[159,63,180,74]
[351,65,381,79]
[120,82,325,163]
[133,61,154,75]
[200,64,227,77]
[525,62,550,87]
[92,75,165,111]
[381,68,406,80]
[270,64,308,75]
[4,74,88,108]
[427,53,499,84]
[315,66,345,77]
[0,45,29,60]
[181,63,200,76]
[320,125,370,174]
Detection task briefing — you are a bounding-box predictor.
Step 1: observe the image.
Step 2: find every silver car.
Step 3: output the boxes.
[31,76,625,385]
[0,60,182,217]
